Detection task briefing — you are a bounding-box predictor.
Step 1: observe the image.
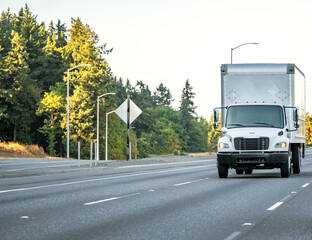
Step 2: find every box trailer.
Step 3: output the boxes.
[214,63,306,178]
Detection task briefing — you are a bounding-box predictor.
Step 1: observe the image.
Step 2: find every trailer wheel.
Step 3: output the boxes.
[218,164,228,178]
[281,153,291,178]
[292,145,301,174]
[245,169,253,174]
[236,169,244,174]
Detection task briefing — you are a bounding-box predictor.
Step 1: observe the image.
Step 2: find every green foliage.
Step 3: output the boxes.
[36,91,64,156]
[180,151,188,156]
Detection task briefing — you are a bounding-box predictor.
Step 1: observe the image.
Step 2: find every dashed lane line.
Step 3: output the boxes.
[174,178,209,186]
[224,231,241,240]
[84,193,140,206]
[301,183,310,188]
[267,202,283,211]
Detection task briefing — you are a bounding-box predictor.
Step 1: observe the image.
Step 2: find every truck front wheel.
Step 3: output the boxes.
[218,164,228,178]
[281,153,291,178]
[292,145,301,174]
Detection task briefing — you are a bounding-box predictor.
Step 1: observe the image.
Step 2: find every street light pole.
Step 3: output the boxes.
[67,64,91,159]
[97,93,116,161]
[231,42,258,64]
[105,110,115,161]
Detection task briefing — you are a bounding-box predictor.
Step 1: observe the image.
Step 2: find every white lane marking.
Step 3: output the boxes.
[301,183,310,188]
[148,190,155,192]
[291,191,296,194]
[174,178,208,187]
[267,202,283,211]
[116,159,216,169]
[0,164,214,194]
[174,181,191,186]
[224,231,241,240]
[84,193,140,206]
[21,216,29,219]
[241,223,255,226]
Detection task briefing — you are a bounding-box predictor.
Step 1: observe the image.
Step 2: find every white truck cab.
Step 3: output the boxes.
[214,64,306,178]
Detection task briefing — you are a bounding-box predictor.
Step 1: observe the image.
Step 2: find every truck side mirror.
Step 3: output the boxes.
[293,108,299,129]
[213,109,219,129]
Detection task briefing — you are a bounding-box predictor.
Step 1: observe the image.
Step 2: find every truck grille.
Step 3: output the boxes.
[234,137,269,150]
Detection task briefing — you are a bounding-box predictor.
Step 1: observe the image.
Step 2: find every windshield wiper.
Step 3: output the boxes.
[227,123,245,128]
[252,122,275,127]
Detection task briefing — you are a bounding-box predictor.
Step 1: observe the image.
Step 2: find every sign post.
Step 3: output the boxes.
[127,95,130,161]
[115,96,142,161]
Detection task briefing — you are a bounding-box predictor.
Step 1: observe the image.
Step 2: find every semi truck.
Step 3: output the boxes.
[213,63,306,178]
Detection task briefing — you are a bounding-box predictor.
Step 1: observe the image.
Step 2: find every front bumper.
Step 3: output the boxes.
[217,152,288,166]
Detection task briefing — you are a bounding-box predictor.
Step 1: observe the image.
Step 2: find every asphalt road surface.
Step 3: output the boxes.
[1,150,312,240]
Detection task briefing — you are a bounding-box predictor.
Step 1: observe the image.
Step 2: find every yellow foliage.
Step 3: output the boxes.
[0,142,46,157]
[306,113,312,145]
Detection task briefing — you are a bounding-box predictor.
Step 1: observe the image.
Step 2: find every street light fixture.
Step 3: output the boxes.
[97,92,116,161]
[231,42,258,64]
[105,110,116,161]
[67,64,91,159]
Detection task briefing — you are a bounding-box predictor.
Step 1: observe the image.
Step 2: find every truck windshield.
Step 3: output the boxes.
[226,105,284,129]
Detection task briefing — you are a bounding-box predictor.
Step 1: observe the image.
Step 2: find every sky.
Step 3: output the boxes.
[2,0,312,120]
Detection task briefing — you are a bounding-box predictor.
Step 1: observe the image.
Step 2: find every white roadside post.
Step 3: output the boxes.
[90,142,93,167]
[94,143,97,166]
[78,141,80,167]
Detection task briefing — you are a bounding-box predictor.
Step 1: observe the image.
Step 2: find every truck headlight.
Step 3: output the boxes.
[275,142,287,148]
[219,142,229,148]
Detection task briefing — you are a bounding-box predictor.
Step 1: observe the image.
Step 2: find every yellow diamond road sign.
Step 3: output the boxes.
[115,99,142,124]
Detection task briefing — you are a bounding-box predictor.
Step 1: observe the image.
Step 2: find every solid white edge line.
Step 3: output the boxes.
[267,202,283,211]
[224,231,241,240]
[301,183,310,188]
[0,165,214,194]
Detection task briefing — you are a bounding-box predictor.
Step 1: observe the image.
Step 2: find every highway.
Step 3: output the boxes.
[1,149,312,240]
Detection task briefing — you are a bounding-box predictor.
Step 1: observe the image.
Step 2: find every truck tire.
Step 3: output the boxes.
[218,164,228,178]
[236,169,244,174]
[292,145,301,174]
[245,169,253,174]
[281,153,291,178]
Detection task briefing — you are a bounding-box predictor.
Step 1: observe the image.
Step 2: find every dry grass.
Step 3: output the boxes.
[0,142,46,158]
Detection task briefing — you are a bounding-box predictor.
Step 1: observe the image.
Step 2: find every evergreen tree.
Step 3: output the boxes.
[179,79,197,151]
[153,83,173,107]
[1,30,39,142]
